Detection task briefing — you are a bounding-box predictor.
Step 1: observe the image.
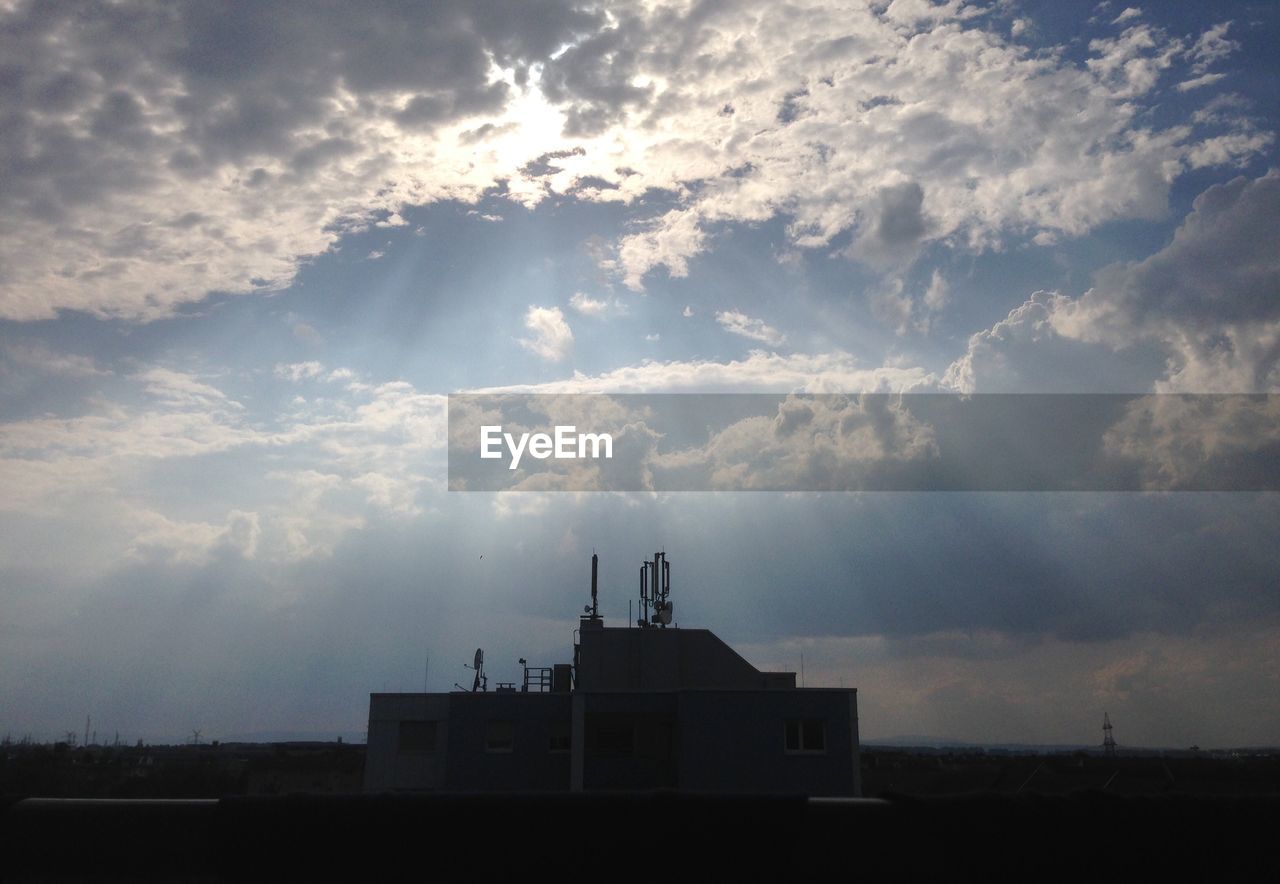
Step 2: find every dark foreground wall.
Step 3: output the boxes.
[3,792,1278,879]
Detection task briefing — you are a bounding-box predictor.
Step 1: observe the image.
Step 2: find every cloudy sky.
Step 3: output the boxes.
[2,0,1278,748]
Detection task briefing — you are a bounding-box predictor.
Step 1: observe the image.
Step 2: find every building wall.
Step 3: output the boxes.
[366,630,857,796]
[577,692,679,791]
[675,690,859,796]
[366,692,573,792]
[576,627,792,691]
[568,689,859,796]
[442,693,572,792]
[365,694,451,792]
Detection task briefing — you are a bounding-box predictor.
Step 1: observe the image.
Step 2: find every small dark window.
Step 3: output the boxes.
[595,727,634,756]
[803,720,825,751]
[785,720,801,752]
[784,719,825,753]
[485,720,513,753]
[549,720,571,753]
[399,720,437,754]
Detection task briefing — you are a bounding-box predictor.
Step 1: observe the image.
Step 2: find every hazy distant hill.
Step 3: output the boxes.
[214,730,366,745]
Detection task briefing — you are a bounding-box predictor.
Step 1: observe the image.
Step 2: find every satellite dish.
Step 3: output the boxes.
[470,648,485,692]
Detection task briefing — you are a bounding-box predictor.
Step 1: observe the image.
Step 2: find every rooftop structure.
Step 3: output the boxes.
[364,553,860,795]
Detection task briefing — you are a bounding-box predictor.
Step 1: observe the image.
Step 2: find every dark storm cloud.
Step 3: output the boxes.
[7,490,1278,740]
[1089,171,1280,326]
[538,12,653,137]
[849,179,934,266]
[520,146,587,178]
[0,0,590,199]
[874,181,928,245]
[288,136,359,174]
[950,172,1280,394]
[39,0,599,169]
[395,81,511,131]
[0,0,606,319]
[640,493,1280,645]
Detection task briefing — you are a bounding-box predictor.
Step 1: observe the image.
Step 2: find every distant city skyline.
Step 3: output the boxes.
[1,1,1278,749]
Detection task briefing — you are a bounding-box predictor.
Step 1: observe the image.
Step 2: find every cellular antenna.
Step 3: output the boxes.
[1103,712,1116,756]
[638,551,674,628]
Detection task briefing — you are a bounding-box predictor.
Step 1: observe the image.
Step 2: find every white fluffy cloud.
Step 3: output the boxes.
[126,508,261,565]
[589,4,1267,288]
[474,349,939,394]
[2,342,110,378]
[716,310,786,346]
[274,362,326,382]
[568,292,609,316]
[0,2,1266,320]
[519,306,574,361]
[923,270,950,314]
[0,365,447,563]
[943,292,1095,393]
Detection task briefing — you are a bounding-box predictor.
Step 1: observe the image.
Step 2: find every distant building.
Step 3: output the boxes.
[364,553,861,795]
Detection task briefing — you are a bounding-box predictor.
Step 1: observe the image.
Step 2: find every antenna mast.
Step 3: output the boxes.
[588,552,600,620]
[638,551,674,628]
[1102,712,1116,757]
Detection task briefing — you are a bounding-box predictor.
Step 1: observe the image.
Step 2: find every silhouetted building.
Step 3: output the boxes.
[364,554,861,795]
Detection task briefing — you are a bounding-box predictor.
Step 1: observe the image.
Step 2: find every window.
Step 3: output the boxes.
[549,720,571,753]
[398,720,437,754]
[593,726,634,756]
[485,720,514,753]
[784,719,825,753]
